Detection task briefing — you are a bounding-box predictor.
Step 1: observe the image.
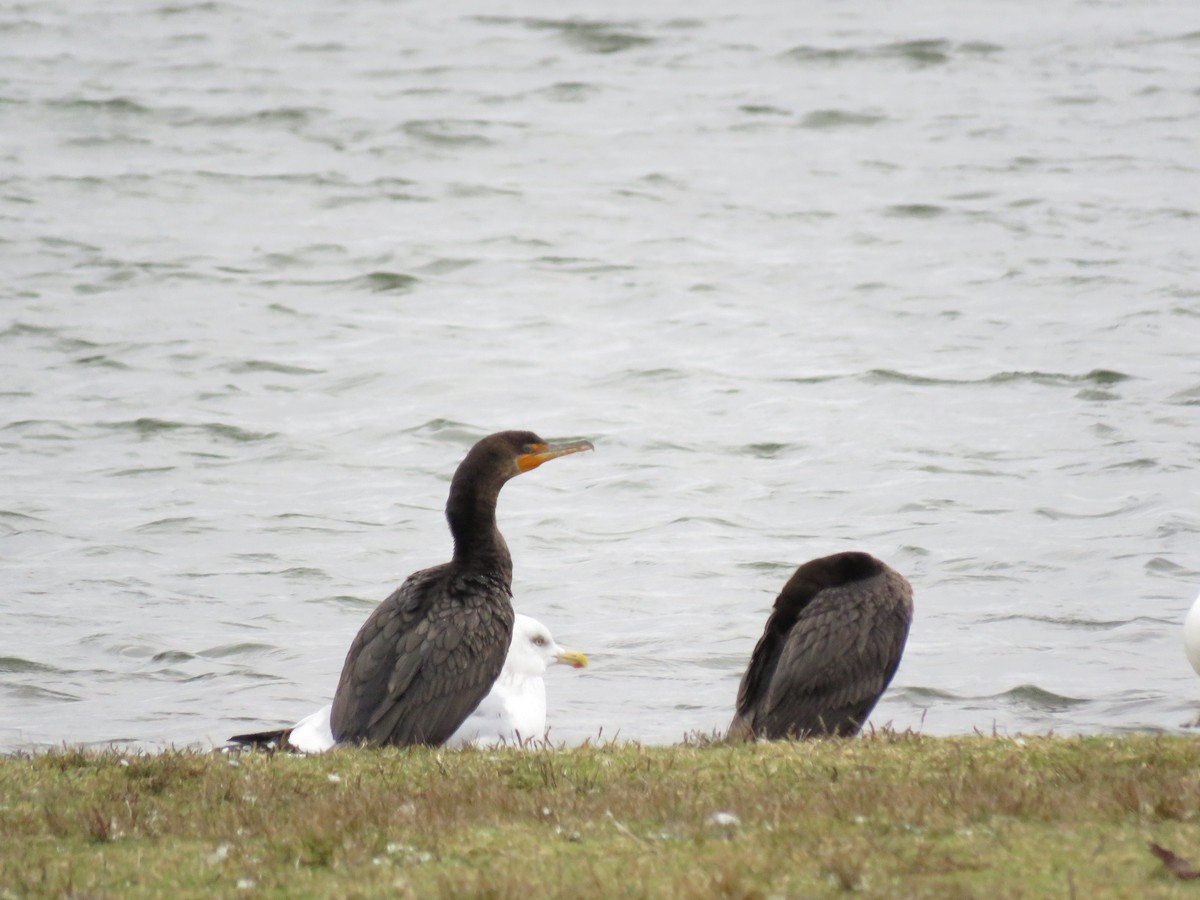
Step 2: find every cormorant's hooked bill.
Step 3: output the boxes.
[516,439,594,472]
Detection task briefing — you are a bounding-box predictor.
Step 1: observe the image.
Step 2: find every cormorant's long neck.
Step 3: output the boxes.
[446,477,513,585]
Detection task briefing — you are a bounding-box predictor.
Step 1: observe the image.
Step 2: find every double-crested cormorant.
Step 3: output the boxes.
[329,430,593,746]
[226,613,588,753]
[728,551,912,740]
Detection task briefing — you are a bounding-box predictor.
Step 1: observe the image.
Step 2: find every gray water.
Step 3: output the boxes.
[2,0,1199,753]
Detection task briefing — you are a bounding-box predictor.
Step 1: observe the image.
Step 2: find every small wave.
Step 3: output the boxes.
[533,257,635,275]
[883,203,946,219]
[879,39,953,65]
[476,17,655,55]
[402,418,477,441]
[151,649,196,664]
[1144,557,1195,576]
[1167,384,1200,406]
[112,466,176,478]
[980,614,1146,631]
[777,374,841,386]
[900,684,1088,711]
[193,171,346,188]
[907,466,1012,482]
[738,442,795,459]
[351,271,420,294]
[47,96,152,115]
[734,559,799,575]
[318,594,381,610]
[102,419,275,443]
[415,257,476,276]
[231,552,279,563]
[269,566,331,581]
[402,119,494,148]
[668,516,742,529]
[204,423,277,443]
[264,517,358,536]
[960,41,1004,56]
[158,2,223,16]
[1099,460,1156,475]
[1155,30,1200,45]
[783,38,977,68]
[532,81,602,103]
[2,419,83,440]
[64,134,152,150]
[860,368,1131,387]
[2,684,83,702]
[800,109,887,129]
[1034,496,1153,521]
[0,656,58,674]
[739,104,790,117]
[197,642,278,660]
[74,354,130,370]
[893,686,963,702]
[226,360,325,376]
[0,509,46,524]
[997,684,1088,711]
[781,45,862,64]
[180,106,321,129]
[599,367,687,386]
[103,417,183,435]
[134,516,208,534]
[552,22,654,55]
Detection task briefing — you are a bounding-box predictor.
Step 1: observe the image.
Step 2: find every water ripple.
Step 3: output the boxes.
[99,419,278,443]
[476,17,656,54]
[3,0,1196,752]
[0,657,58,674]
[861,369,1133,387]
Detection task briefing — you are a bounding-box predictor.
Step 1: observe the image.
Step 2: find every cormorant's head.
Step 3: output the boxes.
[460,430,593,479]
[450,430,594,503]
[776,552,886,614]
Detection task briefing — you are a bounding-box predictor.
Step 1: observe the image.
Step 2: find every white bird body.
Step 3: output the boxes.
[285,704,335,754]
[447,648,549,747]
[229,613,585,753]
[1184,592,1200,676]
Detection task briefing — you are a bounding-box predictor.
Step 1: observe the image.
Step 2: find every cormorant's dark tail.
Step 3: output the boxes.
[227,727,291,750]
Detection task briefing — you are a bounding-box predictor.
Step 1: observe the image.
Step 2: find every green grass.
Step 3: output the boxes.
[3,732,1200,898]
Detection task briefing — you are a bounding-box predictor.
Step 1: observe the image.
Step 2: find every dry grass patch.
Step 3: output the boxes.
[2,733,1199,897]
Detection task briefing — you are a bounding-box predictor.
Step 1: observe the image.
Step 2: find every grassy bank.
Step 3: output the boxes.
[3,732,1200,898]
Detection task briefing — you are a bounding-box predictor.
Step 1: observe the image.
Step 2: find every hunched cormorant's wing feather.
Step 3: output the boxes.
[757,569,911,737]
[329,564,515,746]
[730,604,794,736]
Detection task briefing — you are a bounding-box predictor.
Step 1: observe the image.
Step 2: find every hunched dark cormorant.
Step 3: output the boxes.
[329,430,593,747]
[728,551,912,740]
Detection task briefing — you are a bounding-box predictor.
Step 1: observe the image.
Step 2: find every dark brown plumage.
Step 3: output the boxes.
[328,430,593,747]
[729,551,912,740]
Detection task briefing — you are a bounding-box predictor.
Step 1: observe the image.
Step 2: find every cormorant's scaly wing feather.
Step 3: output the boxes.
[760,570,911,737]
[730,605,793,736]
[330,564,514,746]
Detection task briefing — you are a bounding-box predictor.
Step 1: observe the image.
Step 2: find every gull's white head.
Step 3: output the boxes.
[506,613,588,679]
